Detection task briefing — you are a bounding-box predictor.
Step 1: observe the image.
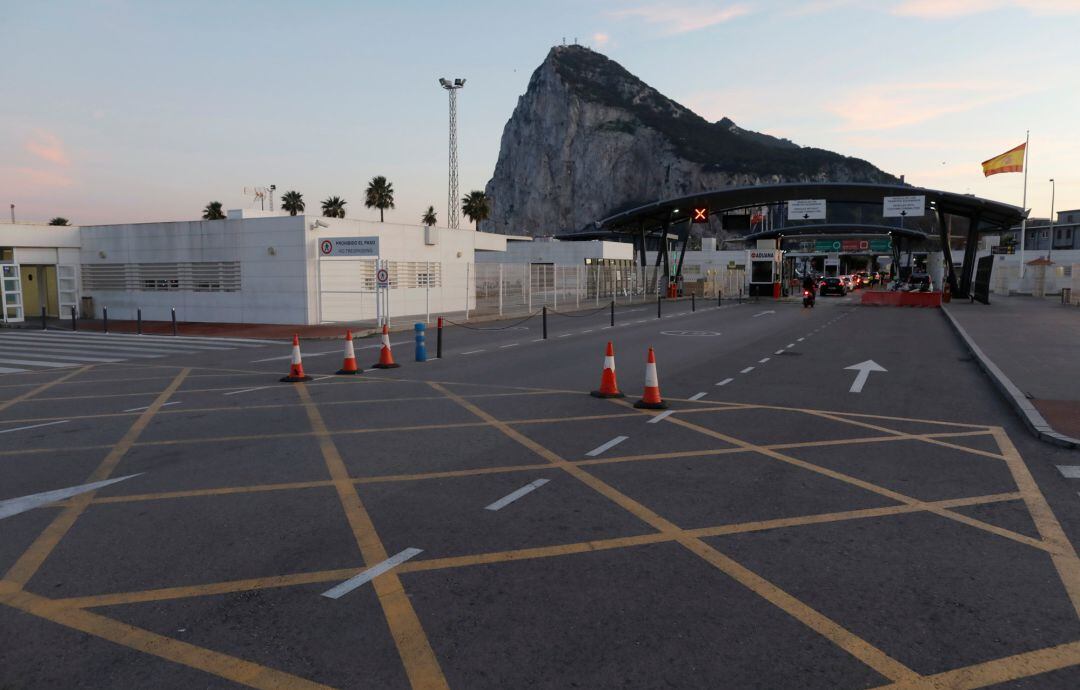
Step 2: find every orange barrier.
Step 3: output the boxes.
[861,291,942,308]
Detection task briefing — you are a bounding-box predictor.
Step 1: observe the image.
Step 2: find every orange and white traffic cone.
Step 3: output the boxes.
[590,341,624,398]
[371,323,400,369]
[633,347,667,409]
[336,330,361,375]
[280,334,313,382]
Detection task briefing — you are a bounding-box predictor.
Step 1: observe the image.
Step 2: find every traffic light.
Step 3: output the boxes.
[691,206,709,223]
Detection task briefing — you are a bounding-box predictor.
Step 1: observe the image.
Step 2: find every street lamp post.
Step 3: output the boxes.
[1047,178,1055,262]
[438,77,466,229]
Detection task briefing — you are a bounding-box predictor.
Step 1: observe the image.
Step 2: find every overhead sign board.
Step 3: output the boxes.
[748,250,781,261]
[788,199,826,221]
[882,195,925,218]
[814,238,892,253]
[319,236,379,257]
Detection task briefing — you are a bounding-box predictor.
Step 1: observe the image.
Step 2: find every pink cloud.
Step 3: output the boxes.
[0,167,74,197]
[826,81,1035,131]
[612,3,753,35]
[891,0,1080,18]
[25,130,70,166]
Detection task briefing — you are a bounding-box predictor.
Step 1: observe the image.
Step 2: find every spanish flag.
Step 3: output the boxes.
[981,143,1026,177]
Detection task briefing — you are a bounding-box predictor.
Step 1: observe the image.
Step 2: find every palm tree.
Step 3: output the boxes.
[280,190,305,216]
[321,196,347,219]
[48,217,70,226]
[364,176,394,222]
[201,202,225,221]
[421,205,437,227]
[461,190,491,231]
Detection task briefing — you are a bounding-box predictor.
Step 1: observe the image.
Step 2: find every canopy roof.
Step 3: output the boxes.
[743,223,929,242]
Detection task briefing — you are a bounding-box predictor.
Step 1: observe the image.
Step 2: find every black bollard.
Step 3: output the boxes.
[718,289,722,307]
[40,306,46,330]
[171,307,177,336]
[436,317,443,358]
[692,293,696,312]
[71,305,77,331]
[610,300,615,327]
[657,294,662,319]
[137,308,142,335]
[542,306,548,339]
[103,306,108,334]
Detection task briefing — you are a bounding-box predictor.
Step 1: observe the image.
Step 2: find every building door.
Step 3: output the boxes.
[56,265,77,318]
[1,264,24,323]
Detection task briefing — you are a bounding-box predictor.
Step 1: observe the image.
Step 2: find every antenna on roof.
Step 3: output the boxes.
[243,186,270,210]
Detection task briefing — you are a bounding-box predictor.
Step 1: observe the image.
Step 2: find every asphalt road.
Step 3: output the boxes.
[2,294,1080,689]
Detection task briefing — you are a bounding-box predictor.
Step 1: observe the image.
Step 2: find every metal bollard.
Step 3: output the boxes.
[657,295,662,318]
[414,322,427,362]
[718,290,722,307]
[103,306,108,334]
[692,293,696,312]
[610,300,615,327]
[436,317,443,358]
[542,306,548,339]
[739,288,743,304]
[41,306,47,330]
[71,305,77,331]
[137,308,142,335]
[171,307,177,336]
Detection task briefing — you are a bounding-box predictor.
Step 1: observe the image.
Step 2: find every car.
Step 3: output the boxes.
[819,277,847,296]
[839,275,855,290]
[905,273,933,292]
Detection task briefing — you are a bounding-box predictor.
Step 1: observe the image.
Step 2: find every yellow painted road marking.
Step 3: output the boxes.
[3,368,190,587]
[871,639,1080,689]
[0,366,91,414]
[295,385,449,690]
[428,382,920,684]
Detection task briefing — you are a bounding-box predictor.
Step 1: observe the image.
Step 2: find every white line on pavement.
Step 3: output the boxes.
[0,420,70,435]
[321,548,424,599]
[558,334,572,338]
[123,402,181,413]
[786,343,795,348]
[252,351,337,363]
[586,436,629,457]
[688,392,707,401]
[581,329,593,333]
[1057,465,1080,479]
[312,376,334,381]
[462,349,486,355]
[648,410,675,424]
[499,343,519,348]
[759,357,770,364]
[0,366,29,374]
[0,357,83,369]
[223,386,272,396]
[775,350,785,355]
[0,474,140,521]
[797,337,805,342]
[740,366,755,374]
[532,338,544,342]
[485,479,550,511]
[716,378,733,386]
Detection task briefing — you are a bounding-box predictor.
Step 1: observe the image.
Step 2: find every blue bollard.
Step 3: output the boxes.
[414,322,427,362]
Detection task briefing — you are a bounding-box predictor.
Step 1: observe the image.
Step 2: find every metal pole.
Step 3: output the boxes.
[1019,130,1030,279]
[1048,178,1055,262]
[718,289,722,307]
[40,306,46,330]
[465,262,471,320]
[103,306,108,333]
[437,317,443,358]
[691,293,696,312]
[498,264,503,316]
[576,265,581,309]
[657,294,662,318]
[171,307,177,336]
[542,306,548,339]
[137,308,142,335]
[610,299,615,327]
[71,305,76,331]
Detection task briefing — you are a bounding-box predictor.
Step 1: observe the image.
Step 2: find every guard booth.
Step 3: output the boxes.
[747,249,782,297]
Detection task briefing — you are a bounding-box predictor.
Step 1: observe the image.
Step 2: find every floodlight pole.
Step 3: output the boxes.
[1047,178,1055,262]
[439,78,466,229]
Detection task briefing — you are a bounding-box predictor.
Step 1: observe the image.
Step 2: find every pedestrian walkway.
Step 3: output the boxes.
[0,330,278,374]
[943,295,1080,446]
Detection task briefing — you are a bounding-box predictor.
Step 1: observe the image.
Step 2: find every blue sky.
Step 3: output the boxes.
[3,0,1078,226]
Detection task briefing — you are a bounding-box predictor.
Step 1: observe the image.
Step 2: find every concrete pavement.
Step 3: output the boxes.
[2,295,1080,688]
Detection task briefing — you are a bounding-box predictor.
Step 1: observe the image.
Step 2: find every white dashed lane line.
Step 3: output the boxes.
[716,378,733,386]
[1057,466,1080,479]
[462,350,486,355]
[740,366,755,374]
[0,420,70,435]
[499,343,519,348]
[647,410,675,424]
[485,479,550,511]
[688,392,707,401]
[586,436,629,457]
[759,357,770,364]
[775,350,785,355]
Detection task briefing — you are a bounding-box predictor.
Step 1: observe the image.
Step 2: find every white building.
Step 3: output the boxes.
[1,212,510,325]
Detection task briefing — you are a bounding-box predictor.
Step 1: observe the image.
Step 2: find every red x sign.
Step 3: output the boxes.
[691,207,709,223]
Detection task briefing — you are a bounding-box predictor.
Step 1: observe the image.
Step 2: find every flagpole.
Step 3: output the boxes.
[1019,130,1029,279]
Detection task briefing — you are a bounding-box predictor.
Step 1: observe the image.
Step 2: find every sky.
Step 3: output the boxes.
[3,0,1078,227]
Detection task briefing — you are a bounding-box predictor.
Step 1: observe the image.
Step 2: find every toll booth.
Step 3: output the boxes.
[747,249,782,297]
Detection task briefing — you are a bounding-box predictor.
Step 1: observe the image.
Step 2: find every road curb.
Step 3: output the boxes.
[940,305,1079,450]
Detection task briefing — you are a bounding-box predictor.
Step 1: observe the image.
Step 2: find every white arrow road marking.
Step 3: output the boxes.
[752,311,775,318]
[0,420,69,435]
[485,479,550,511]
[321,548,423,599]
[586,436,628,457]
[845,360,887,393]
[0,474,141,521]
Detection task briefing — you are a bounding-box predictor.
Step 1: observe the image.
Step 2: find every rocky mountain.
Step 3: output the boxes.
[483,45,898,236]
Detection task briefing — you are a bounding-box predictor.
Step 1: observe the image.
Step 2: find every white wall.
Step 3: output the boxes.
[475,238,633,265]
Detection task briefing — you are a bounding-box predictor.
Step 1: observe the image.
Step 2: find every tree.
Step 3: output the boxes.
[280,190,305,216]
[461,190,490,231]
[421,205,437,227]
[201,202,225,221]
[321,196,347,219]
[364,176,394,222]
[48,217,70,226]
